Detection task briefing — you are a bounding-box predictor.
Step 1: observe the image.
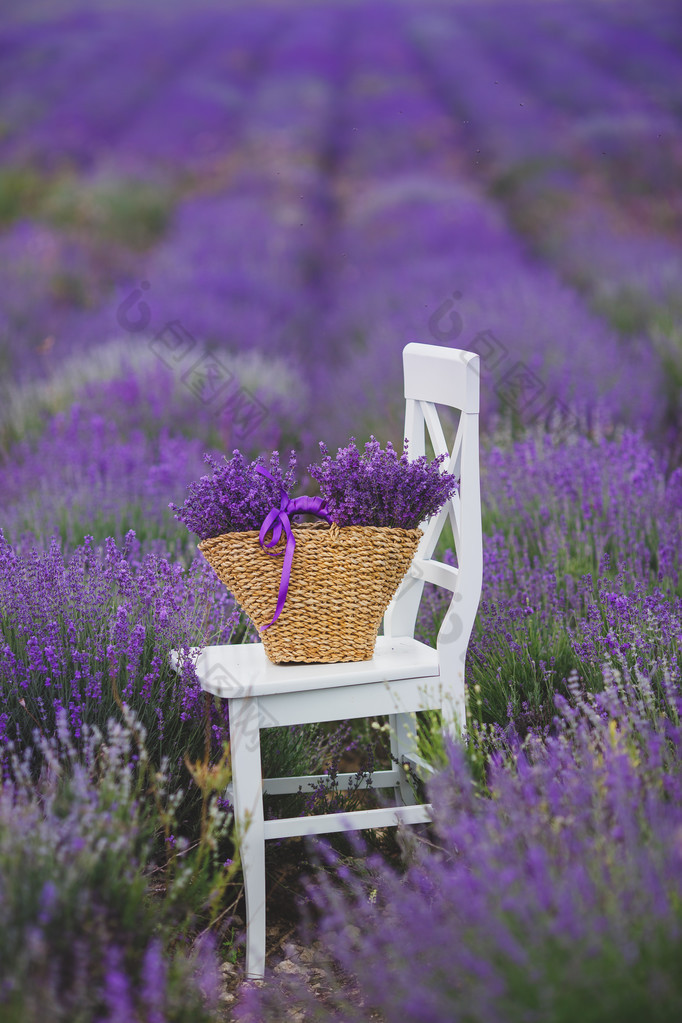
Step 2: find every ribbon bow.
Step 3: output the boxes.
[255,465,332,629]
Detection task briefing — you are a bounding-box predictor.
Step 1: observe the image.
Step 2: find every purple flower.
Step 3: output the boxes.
[308,436,458,529]
[171,449,297,540]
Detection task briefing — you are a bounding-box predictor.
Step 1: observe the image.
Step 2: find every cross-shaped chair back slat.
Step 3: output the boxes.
[384,344,482,726]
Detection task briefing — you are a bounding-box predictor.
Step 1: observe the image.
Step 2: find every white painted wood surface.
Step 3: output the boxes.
[183,635,439,700]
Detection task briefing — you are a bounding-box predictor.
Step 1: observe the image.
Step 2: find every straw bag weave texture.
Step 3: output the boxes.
[199,521,422,664]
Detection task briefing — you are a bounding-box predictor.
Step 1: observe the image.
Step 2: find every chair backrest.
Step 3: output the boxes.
[384,344,482,717]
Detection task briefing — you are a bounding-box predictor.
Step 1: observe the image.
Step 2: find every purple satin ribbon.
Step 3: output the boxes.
[255,465,332,629]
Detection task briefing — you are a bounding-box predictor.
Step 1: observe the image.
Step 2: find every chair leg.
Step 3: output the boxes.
[389,712,420,806]
[229,696,266,979]
[441,651,467,742]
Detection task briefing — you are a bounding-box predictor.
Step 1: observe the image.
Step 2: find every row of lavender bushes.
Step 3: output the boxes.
[238,670,682,1022]
[2,1,679,455]
[2,420,679,1018]
[1,0,681,1018]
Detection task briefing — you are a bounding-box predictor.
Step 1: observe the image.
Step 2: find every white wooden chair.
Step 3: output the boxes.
[186,343,482,978]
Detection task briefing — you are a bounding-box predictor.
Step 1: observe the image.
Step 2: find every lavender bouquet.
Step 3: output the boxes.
[170,449,297,541]
[308,437,459,529]
[172,439,458,540]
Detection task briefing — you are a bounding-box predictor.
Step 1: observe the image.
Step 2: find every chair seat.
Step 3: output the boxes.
[181,635,440,700]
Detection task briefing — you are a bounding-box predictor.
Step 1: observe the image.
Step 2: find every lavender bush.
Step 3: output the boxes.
[1,406,211,555]
[0,528,241,771]
[308,437,458,529]
[0,709,227,1023]
[0,337,304,466]
[237,670,682,1022]
[418,430,682,729]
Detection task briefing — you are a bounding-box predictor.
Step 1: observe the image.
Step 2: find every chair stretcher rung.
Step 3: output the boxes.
[262,802,432,840]
[264,769,400,796]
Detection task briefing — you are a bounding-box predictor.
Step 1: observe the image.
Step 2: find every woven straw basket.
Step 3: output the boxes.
[199,521,422,664]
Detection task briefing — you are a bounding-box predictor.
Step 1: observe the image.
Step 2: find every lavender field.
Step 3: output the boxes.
[1,0,681,1019]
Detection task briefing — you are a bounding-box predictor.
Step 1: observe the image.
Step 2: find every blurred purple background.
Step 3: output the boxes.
[1,0,680,475]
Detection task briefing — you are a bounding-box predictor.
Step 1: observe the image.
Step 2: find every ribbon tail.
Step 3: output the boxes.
[261,518,295,630]
[255,479,334,631]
